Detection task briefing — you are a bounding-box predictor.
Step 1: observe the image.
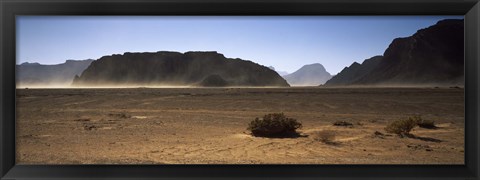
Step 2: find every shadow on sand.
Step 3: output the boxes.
[250,132,309,139]
[405,134,443,143]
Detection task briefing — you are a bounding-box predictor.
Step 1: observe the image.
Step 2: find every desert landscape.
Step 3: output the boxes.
[15,17,465,164]
[16,87,464,164]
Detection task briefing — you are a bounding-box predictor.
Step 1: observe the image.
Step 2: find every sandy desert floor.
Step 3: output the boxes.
[16,87,464,164]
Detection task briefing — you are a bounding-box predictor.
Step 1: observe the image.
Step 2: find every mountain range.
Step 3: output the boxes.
[325,19,464,86]
[16,59,94,87]
[16,19,464,88]
[72,51,289,87]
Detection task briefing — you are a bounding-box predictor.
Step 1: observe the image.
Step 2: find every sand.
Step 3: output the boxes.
[15,87,464,164]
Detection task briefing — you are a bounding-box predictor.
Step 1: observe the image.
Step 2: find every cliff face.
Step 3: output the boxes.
[325,56,383,85]
[325,19,464,86]
[16,59,94,87]
[283,63,332,86]
[72,51,289,87]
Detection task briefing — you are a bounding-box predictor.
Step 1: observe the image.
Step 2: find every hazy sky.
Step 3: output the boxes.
[17,16,462,74]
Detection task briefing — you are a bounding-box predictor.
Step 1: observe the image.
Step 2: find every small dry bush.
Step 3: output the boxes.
[333,121,353,127]
[313,130,337,144]
[247,113,302,138]
[385,117,417,136]
[109,112,131,119]
[417,120,436,129]
[412,115,436,129]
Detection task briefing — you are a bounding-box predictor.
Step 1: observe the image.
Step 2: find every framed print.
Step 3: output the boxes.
[1,0,479,179]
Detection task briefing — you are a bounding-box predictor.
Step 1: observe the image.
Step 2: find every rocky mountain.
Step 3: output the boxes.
[325,56,383,85]
[16,59,94,87]
[325,19,464,86]
[72,51,289,87]
[282,63,332,86]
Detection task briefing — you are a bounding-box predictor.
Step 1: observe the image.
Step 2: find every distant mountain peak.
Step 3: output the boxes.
[298,63,328,72]
[283,63,332,86]
[304,63,322,66]
[17,59,94,87]
[267,66,289,76]
[301,63,325,69]
[20,62,40,66]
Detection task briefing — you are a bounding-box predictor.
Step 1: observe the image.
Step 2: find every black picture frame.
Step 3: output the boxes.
[1,0,479,179]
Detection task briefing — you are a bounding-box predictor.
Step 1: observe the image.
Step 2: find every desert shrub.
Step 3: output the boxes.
[313,130,337,145]
[412,115,436,129]
[109,112,131,119]
[83,124,97,131]
[385,117,418,136]
[333,121,353,127]
[417,119,436,129]
[74,118,91,122]
[247,113,302,137]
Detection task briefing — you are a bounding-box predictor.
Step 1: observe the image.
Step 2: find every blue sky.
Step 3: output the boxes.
[17,16,462,75]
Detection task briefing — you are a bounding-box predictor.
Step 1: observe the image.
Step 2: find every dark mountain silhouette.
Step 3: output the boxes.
[325,56,383,85]
[283,63,332,86]
[16,59,94,87]
[72,51,289,87]
[198,74,229,87]
[325,19,464,86]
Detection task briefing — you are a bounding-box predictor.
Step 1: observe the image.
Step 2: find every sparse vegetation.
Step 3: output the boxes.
[109,112,131,119]
[74,118,90,122]
[412,115,436,129]
[385,117,418,136]
[83,124,97,131]
[333,121,353,127]
[247,113,302,137]
[417,119,436,129]
[313,130,337,145]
